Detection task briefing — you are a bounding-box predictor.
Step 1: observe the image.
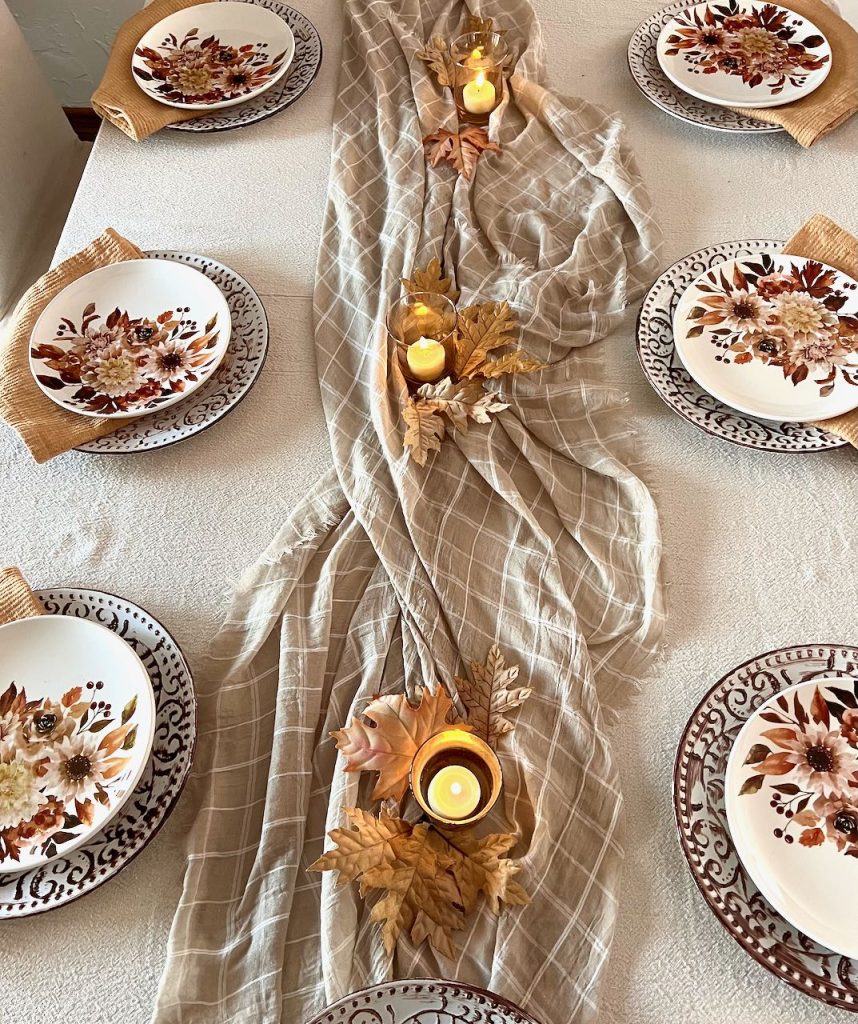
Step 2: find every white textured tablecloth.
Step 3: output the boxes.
[2,0,857,1021]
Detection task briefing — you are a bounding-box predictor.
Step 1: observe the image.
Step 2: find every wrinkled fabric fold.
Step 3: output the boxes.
[154,1,663,1022]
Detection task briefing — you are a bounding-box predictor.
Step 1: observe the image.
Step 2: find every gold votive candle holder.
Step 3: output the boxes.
[410,727,502,829]
[386,290,458,386]
[451,31,508,126]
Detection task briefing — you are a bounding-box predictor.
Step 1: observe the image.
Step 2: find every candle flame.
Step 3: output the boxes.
[451,782,463,796]
[475,70,486,87]
[471,47,482,60]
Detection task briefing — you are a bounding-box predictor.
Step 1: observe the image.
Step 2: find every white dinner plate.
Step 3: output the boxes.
[0,616,156,875]
[132,1,295,110]
[725,678,858,959]
[29,258,231,419]
[657,1,831,109]
[673,253,858,423]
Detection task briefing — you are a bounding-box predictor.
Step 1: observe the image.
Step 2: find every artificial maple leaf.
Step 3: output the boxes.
[454,301,518,377]
[331,688,464,800]
[308,807,411,885]
[363,822,465,957]
[432,828,530,915]
[478,350,545,380]
[455,644,532,747]
[423,126,501,182]
[403,399,445,466]
[416,377,508,433]
[401,257,460,302]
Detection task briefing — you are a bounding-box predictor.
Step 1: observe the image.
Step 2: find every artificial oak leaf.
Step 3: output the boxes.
[478,350,545,380]
[455,644,532,747]
[423,126,501,182]
[331,688,463,800]
[362,822,464,957]
[416,35,460,88]
[416,377,508,433]
[401,257,460,302]
[403,399,445,466]
[308,807,411,886]
[454,302,518,377]
[432,828,530,915]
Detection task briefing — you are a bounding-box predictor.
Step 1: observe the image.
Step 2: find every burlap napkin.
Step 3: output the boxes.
[730,0,858,147]
[91,0,209,141]
[783,213,858,445]
[0,568,44,626]
[0,228,145,463]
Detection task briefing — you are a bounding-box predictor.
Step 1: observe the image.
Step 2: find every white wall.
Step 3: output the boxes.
[7,0,140,107]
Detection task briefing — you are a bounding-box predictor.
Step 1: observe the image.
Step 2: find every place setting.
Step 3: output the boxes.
[0,566,195,918]
[91,0,323,140]
[675,643,858,1010]
[636,213,858,452]
[0,229,268,460]
[628,0,857,145]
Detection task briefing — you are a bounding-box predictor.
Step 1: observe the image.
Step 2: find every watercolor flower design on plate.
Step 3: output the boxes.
[31,303,221,414]
[739,681,858,857]
[663,1,830,94]
[0,681,139,865]
[133,30,289,104]
[685,255,858,398]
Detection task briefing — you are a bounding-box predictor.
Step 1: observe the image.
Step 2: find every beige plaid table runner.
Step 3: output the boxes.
[154,1,663,1021]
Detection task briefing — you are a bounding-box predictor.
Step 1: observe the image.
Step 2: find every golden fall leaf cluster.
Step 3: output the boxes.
[400,263,545,465]
[315,646,533,959]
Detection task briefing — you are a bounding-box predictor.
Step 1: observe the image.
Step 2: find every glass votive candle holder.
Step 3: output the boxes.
[410,727,502,829]
[451,31,508,125]
[386,290,458,385]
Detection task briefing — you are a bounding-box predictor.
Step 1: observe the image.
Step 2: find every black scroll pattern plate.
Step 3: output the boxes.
[0,589,196,918]
[167,1,322,133]
[675,644,858,1012]
[637,238,847,452]
[76,250,268,454]
[307,980,541,1024]
[628,2,784,134]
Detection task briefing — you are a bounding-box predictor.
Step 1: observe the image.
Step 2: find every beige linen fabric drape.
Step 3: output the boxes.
[154,1,663,1022]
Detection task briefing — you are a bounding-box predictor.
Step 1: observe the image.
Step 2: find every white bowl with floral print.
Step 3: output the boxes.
[725,677,858,959]
[657,1,831,109]
[673,253,858,422]
[29,258,231,418]
[132,1,295,110]
[0,615,156,874]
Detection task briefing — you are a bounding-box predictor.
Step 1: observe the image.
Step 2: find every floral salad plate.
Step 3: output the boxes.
[307,980,541,1024]
[673,254,858,423]
[0,615,156,874]
[29,258,231,418]
[133,1,295,110]
[657,1,832,109]
[725,677,858,960]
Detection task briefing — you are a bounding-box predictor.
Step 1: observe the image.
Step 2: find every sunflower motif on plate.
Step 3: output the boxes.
[664,2,830,94]
[673,254,858,422]
[31,302,222,416]
[735,680,858,856]
[0,680,142,866]
[134,30,289,105]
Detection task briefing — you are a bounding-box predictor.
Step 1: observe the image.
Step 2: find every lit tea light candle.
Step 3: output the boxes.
[462,70,496,116]
[410,728,502,829]
[427,764,482,821]
[406,336,446,382]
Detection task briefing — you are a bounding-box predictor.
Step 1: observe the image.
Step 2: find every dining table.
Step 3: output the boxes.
[2,0,858,1021]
